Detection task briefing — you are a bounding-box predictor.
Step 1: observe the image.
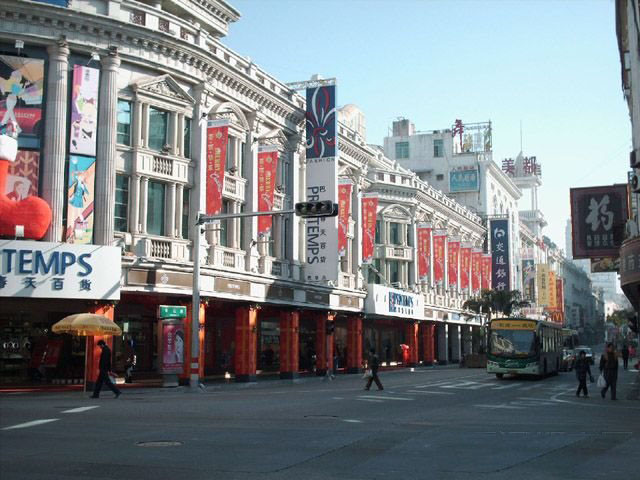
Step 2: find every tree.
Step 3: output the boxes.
[463,289,529,320]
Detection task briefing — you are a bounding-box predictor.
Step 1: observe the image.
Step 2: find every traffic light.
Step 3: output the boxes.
[294,200,338,218]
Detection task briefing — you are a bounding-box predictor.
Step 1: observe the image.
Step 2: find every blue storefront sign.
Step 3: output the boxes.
[490,219,510,291]
[449,168,480,193]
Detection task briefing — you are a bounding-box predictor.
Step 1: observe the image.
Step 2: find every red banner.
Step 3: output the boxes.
[447,238,460,288]
[460,246,471,290]
[362,195,378,263]
[257,147,279,235]
[556,278,564,312]
[481,254,492,290]
[471,249,482,292]
[417,223,431,282]
[206,120,228,216]
[338,181,352,257]
[433,231,446,284]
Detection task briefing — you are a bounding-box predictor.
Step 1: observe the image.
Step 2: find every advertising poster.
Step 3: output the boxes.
[0,55,44,149]
[6,150,39,199]
[590,256,620,273]
[69,65,100,157]
[522,259,536,301]
[361,194,378,264]
[433,230,446,285]
[471,249,482,292]
[337,180,352,257]
[548,271,557,311]
[449,167,480,193]
[206,120,229,216]
[447,237,460,287]
[537,264,550,306]
[65,155,95,244]
[460,244,471,290]
[481,254,492,290]
[490,219,510,291]
[257,146,278,235]
[305,85,337,159]
[162,322,185,373]
[417,223,432,283]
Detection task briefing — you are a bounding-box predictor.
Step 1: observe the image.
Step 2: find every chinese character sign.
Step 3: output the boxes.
[570,184,628,259]
[305,85,336,159]
[417,224,431,283]
[449,168,480,193]
[471,249,482,292]
[481,254,492,290]
[548,271,557,311]
[361,195,378,264]
[65,155,95,244]
[69,65,100,157]
[490,219,510,291]
[257,146,279,235]
[433,230,446,285]
[537,263,550,306]
[447,238,460,288]
[337,180,352,257]
[206,120,229,215]
[460,245,471,290]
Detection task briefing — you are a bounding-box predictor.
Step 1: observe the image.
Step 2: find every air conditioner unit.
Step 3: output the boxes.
[631,149,639,168]
[631,171,640,193]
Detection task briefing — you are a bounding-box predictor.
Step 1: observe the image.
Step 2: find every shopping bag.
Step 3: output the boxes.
[596,374,606,389]
[362,369,373,379]
[108,372,118,384]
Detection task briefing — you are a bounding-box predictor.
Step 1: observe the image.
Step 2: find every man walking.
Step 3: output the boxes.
[364,348,383,391]
[621,344,630,370]
[91,340,121,399]
[575,350,593,398]
[599,343,619,401]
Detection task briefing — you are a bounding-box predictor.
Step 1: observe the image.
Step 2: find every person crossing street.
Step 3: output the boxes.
[575,350,593,398]
[364,348,383,391]
[91,340,121,399]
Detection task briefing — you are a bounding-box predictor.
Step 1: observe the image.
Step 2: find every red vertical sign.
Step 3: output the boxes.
[338,180,352,257]
[362,195,378,264]
[460,245,471,290]
[417,223,432,282]
[433,230,446,285]
[471,249,482,292]
[447,238,460,288]
[206,120,228,215]
[257,146,279,235]
[481,254,492,290]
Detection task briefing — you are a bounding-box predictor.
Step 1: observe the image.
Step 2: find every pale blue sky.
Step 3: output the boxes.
[224,0,631,251]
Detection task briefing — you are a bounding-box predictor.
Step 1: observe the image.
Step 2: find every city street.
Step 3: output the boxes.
[2,366,639,480]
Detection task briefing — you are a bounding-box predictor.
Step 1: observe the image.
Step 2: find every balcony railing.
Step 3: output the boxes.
[223,173,246,203]
[259,256,290,278]
[133,235,191,263]
[339,271,356,289]
[374,244,413,261]
[209,245,245,271]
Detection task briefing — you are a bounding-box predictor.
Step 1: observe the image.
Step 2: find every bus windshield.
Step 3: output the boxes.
[490,329,537,357]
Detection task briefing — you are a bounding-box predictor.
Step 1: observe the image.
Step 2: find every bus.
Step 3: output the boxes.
[487,318,563,378]
[562,328,580,349]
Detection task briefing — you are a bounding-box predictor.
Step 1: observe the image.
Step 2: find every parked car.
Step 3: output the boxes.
[561,348,575,371]
[575,346,594,365]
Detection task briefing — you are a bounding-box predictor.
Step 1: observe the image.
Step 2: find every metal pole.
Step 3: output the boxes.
[190,215,201,389]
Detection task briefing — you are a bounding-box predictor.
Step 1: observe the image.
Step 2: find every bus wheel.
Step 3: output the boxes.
[495,373,504,379]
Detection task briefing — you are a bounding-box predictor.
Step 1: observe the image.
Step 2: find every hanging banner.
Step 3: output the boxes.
[257,146,279,235]
[305,85,337,159]
[537,263,550,306]
[522,259,536,301]
[338,179,352,257]
[417,223,432,283]
[490,218,510,291]
[361,194,378,264]
[65,155,95,244]
[471,249,482,292]
[70,65,100,157]
[548,270,557,311]
[6,150,40,199]
[460,245,471,290]
[481,254,492,290]
[556,277,564,315]
[206,120,228,216]
[433,230,446,285]
[447,237,460,288]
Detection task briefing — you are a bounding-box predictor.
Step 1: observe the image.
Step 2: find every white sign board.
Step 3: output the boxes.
[364,284,424,320]
[0,240,121,300]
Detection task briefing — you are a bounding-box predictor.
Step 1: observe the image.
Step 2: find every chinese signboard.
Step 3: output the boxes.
[537,263,550,306]
[570,184,628,259]
[447,237,460,287]
[337,180,352,257]
[417,223,431,283]
[452,120,492,154]
[257,146,279,235]
[501,155,542,178]
[590,256,620,273]
[471,249,482,292]
[69,65,99,157]
[449,167,480,193]
[361,194,378,264]
[490,219,510,291]
[65,155,95,244]
[206,119,229,216]
[548,271,557,311]
[364,284,423,320]
[460,244,471,290]
[0,240,120,299]
[433,230,446,285]
[158,305,187,319]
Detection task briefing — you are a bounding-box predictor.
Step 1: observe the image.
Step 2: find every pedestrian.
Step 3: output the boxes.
[621,344,630,370]
[91,340,121,399]
[364,348,383,391]
[124,339,136,384]
[599,343,619,401]
[574,350,593,398]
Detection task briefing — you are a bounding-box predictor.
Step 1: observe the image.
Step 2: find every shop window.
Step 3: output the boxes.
[375,220,381,244]
[395,141,409,159]
[181,189,190,239]
[117,100,132,146]
[147,181,166,235]
[389,222,401,245]
[148,107,169,151]
[183,117,191,158]
[389,260,400,285]
[114,174,129,232]
[434,139,444,157]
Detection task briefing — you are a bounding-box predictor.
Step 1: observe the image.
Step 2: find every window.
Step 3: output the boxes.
[226,137,235,170]
[148,107,168,151]
[372,258,383,284]
[147,181,166,235]
[389,174,396,183]
[375,220,381,244]
[433,139,444,157]
[436,174,444,181]
[395,141,409,159]
[114,174,129,232]
[389,222,401,245]
[377,172,385,181]
[117,100,132,146]
[240,142,246,177]
[183,117,191,158]
[181,189,190,239]
[389,260,400,285]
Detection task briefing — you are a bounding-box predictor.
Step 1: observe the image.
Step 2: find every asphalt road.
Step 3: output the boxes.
[1,365,639,480]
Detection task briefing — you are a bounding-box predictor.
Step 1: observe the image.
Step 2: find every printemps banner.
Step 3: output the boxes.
[433,230,446,285]
[70,65,99,157]
[206,120,229,215]
[338,180,352,257]
[460,244,471,290]
[65,155,95,244]
[257,146,279,235]
[481,254,492,290]
[490,219,510,291]
[447,237,460,288]
[471,249,482,292]
[361,194,378,264]
[417,223,432,283]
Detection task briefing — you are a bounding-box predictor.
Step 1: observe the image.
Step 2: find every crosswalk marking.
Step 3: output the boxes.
[492,383,523,390]
[359,395,413,401]
[62,406,99,414]
[357,398,384,403]
[2,419,59,430]
[475,404,524,410]
[406,390,454,395]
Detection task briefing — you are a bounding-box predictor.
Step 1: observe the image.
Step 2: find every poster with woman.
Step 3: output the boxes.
[162,323,185,373]
[65,155,95,244]
[69,65,100,156]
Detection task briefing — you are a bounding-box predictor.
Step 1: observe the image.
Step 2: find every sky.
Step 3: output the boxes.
[223,0,632,252]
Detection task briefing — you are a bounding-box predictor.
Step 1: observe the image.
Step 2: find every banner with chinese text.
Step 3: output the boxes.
[447,237,460,288]
[417,223,431,283]
[361,194,378,264]
[460,244,471,290]
[471,249,482,292]
[548,270,557,311]
[257,146,278,235]
[338,179,352,257]
[481,254,492,290]
[433,230,446,285]
[490,219,510,291]
[70,65,100,157]
[536,264,550,306]
[65,155,95,243]
[206,120,229,215]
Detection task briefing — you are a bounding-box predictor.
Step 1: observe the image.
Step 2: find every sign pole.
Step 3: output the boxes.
[190,216,202,390]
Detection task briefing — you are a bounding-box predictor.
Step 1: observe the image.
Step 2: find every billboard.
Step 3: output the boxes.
[570,184,628,259]
[305,85,336,159]
[471,249,482,292]
[522,259,536,301]
[481,254,492,290]
[5,150,40,199]
[65,155,95,244]
[417,223,432,283]
[206,120,228,216]
[337,180,352,257]
[449,167,480,193]
[490,219,510,291]
[69,65,100,157]
[161,322,185,374]
[590,257,620,273]
[361,194,378,264]
[257,146,278,235]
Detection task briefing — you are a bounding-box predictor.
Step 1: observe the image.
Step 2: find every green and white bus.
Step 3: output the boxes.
[487,318,563,378]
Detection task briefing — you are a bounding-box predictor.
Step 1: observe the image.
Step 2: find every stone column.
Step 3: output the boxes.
[315,312,335,376]
[175,183,184,238]
[132,100,143,148]
[243,113,260,271]
[437,323,448,365]
[279,310,299,379]
[234,305,258,382]
[170,111,179,156]
[130,175,141,234]
[42,41,69,242]
[181,302,205,383]
[404,322,419,367]
[347,315,363,373]
[449,324,461,363]
[139,176,148,233]
[167,182,176,237]
[94,52,121,246]
[421,322,436,365]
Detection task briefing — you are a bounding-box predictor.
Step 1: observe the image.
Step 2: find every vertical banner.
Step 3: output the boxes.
[522,259,536,301]
[460,244,471,290]
[206,119,229,216]
[69,65,100,156]
[490,219,510,291]
[537,263,550,306]
[481,254,492,290]
[548,271,557,311]
[337,179,352,257]
[417,223,432,283]
[304,85,338,282]
[257,145,279,235]
[65,155,95,243]
[433,230,446,285]
[447,237,460,288]
[471,249,482,292]
[361,194,378,264]
[556,277,564,320]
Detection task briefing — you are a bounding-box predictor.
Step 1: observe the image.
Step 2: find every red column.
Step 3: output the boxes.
[235,305,258,382]
[421,322,436,365]
[405,322,419,367]
[179,302,205,383]
[315,312,335,375]
[85,304,115,388]
[347,315,363,373]
[279,310,300,379]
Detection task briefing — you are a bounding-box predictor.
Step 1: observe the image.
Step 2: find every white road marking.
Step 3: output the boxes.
[492,383,523,390]
[442,381,494,390]
[332,397,344,400]
[359,395,413,401]
[62,406,99,414]
[2,419,59,430]
[357,398,384,403]
[475,404,524,410]
[343,419,362,423]
[519,384,544,390]
[406,390,455,395]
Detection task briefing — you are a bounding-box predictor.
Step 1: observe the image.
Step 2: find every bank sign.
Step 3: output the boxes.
[365,284,423,320]
[449,167,480,193]
[0,240,121,300]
